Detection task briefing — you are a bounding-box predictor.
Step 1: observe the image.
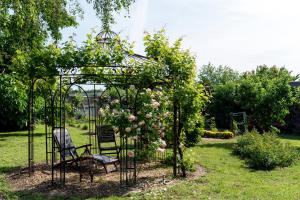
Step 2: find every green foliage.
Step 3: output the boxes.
[270,125,281,134]
[232,120,239,134]
[0,74,27,130]
[206,65,296,131]
[237,66,294,131]
[233,131,298,170]
[82,124,88,130]
[162,150,196,172]
[198,63,240,86]
[202,130,234,139]
[144,29,208,144]
[0,0,82,73]
[209,117,217,131]
[87,0,135,31]
[184,127,202,147]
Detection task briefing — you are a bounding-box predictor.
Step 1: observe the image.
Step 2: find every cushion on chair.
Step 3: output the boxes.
[92,154,118,164]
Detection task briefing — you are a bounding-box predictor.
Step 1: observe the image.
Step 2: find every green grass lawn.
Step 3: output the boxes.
[2,127,300,199]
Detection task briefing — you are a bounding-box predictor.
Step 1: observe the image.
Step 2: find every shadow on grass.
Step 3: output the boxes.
[0,166,24,174]
[0,132,44,138]
[279,134,300,141]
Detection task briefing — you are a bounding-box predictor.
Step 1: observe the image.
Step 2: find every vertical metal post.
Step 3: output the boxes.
[51,94,55,185]
[45,101,48,165]
[94,84,97,153]
[173,98,178,177]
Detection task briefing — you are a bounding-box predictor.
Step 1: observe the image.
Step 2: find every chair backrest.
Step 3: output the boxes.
[53,128,77,158]
[96,125,116,143]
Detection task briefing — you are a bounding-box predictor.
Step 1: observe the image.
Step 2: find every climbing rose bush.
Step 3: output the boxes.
[101,86,172,158]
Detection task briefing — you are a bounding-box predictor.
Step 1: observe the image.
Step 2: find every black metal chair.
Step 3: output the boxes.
[96,125,120,160]
[53,128,118,173]
[53,128,91,167]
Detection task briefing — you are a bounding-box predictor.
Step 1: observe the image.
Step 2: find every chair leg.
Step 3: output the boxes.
[114,162,118,171]
[103,164,108,173]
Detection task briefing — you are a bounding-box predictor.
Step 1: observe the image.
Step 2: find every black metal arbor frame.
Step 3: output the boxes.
[27,31,185,187]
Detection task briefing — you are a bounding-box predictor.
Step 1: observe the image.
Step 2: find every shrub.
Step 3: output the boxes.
[233,131,298,170]
[162,153,173,166]
[185,128,202,147]
[162,151,196,172]
[68,118,76,127]
[181,155,196,172]
[202,130,234,139]
[270,125,280,134]
[209,117,217,131]
[82,124,88,130]
[232,120,239,134]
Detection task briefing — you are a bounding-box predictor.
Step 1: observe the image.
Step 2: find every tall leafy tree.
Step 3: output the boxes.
[207,65,297,131]
[198,63,240,86]
[0,0,82,73]
[0,0,135,73]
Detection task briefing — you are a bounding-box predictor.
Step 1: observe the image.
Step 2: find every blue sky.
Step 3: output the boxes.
[62,0,300,75]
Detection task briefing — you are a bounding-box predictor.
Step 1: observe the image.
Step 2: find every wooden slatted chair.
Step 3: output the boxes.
[96,125,120,172]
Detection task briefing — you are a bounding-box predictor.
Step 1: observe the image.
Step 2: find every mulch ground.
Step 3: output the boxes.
[5,162,206,199]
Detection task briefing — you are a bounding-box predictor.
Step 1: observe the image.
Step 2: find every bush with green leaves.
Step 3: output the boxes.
[162,150,196,172]
[0,75,27,130]
[184,127,202,147]
[202,130,234,139]
[82,124,88,130]
[233,131,298,170]
[205,65,296,131]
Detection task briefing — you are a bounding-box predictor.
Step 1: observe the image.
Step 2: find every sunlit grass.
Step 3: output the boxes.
[2,128,300,199]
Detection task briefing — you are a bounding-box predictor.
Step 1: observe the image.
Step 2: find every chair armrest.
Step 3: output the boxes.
[76,144,92,150]
[59,146,76,152]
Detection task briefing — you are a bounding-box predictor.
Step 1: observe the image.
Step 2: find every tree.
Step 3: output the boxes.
[0,0,81,73]
[0,74,27,130]
[237,65,296,131]
[0,0,135,74]
[198,63,240,86]
[207,65,296,131]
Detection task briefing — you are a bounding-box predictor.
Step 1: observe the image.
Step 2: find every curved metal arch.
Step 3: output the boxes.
[58,74,123,104]
[27,77,55,175]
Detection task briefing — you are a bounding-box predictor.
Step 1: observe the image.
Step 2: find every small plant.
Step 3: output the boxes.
[181,156,196,172]
[68,118,76,127]
[209,117,217,131]
[163,151,196,172]
[185,128,202,147]
[270,125,280,134]
[162,153,173,166]
[232,120,239,134]
[233,130,298,170]
[82,124,88,130]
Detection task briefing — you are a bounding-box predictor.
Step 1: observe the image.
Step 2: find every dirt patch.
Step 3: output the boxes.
[6,163,205,198]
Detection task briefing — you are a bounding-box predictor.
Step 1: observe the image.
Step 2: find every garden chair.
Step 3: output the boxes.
[96,125,121,172]
[96,125,120,160]
[53,128,119,173]
[53,128,91,167]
